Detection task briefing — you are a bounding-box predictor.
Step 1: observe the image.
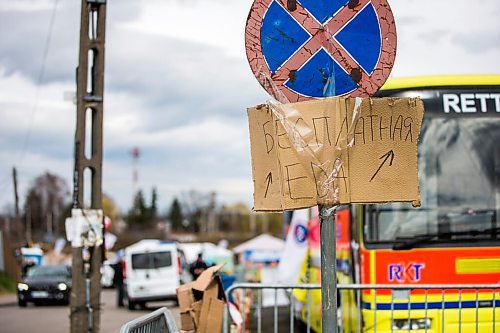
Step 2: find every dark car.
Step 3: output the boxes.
[17,264,72,307]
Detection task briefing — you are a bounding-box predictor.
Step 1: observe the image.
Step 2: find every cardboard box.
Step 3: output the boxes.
[176,264,226,333]
[247,97,425,211]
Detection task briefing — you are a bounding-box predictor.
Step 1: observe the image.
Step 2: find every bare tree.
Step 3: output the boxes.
[179,190,217,233]
[23,172,70,241]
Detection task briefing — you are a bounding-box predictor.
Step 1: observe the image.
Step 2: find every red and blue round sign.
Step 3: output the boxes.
[245,0,397,102]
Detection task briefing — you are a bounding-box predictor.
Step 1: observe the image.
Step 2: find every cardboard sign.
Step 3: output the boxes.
[248,97,424,211]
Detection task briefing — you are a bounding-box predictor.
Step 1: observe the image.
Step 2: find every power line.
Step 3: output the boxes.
[8,0,61,215]
[0,178,12,203]
[0,175,10,188]
[19,0,61,164]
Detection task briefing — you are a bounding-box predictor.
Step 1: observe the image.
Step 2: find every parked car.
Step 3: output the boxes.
[17,264,72,307]
[124,240,189,310]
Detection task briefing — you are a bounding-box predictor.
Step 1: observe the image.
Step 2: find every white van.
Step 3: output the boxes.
[124,240,189,309]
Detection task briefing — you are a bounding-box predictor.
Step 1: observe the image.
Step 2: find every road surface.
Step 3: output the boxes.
[0,289,180,333]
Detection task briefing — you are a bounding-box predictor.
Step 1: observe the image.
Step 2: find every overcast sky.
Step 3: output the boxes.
[1,0,499,214]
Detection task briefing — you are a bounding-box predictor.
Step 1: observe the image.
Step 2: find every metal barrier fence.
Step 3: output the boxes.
[223,283,500,333]
[119,307,179,333]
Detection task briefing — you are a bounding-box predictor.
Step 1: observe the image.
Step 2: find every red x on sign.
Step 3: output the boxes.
[245,0,397,102]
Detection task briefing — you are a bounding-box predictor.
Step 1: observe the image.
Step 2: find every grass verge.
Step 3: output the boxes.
[0,271,16,294]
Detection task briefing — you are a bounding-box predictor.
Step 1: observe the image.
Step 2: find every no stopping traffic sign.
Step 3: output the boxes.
[245,0,397,102]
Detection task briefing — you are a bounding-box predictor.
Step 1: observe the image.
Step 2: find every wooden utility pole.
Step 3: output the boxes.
[71,1,106,332]
[12,167,22,243]
[26,206,32,245]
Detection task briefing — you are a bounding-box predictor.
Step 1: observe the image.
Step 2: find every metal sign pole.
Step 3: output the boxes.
[244,2,398,333]
[320,205,338,333]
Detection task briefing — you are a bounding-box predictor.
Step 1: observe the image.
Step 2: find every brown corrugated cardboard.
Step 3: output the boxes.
[176,264,226,332]
[177,284,194,313]
[191,301,203,328]
[248,97,424,211]
[202,280,219,299]
[191,264,223,292]
[180,312,195,331]
[198,297,225,333]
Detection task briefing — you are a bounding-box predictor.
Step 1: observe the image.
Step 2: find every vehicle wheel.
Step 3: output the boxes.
[18,299,27,307]
[138,302,147,310]
[128,300,136,310]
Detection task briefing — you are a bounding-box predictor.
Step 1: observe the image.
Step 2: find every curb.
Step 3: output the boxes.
[0,294,17,307]
[0,300,16,307]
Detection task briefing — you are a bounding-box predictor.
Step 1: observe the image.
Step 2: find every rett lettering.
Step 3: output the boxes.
[443,93,500,113]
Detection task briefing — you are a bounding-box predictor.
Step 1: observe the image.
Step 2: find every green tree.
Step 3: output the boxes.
[150,187,158,221]
[126,190,149,226]
[168,198,183,231]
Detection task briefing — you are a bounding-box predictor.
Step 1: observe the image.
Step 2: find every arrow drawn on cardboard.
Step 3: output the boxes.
[370,150,395,182]
[264,172,273,198]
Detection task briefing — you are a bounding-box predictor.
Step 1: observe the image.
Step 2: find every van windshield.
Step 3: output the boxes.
[132,251,172,269]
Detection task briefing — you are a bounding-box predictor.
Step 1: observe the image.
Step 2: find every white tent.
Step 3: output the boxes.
[232,235,288,304]
[233,234,285,263]
[233,234,285,253]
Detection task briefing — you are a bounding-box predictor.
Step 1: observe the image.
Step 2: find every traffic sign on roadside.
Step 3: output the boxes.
[244,2,404,333]
[245,0,397,102]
